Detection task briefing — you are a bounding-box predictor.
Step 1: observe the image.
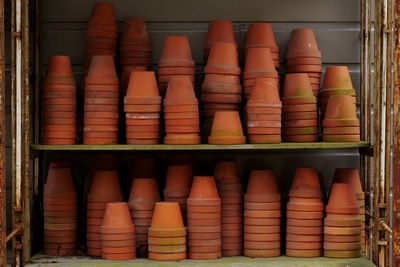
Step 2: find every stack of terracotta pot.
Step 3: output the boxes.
[243,48,278,100]
[208,111,246,144]
[86,170,122,256]
[333,169,365,253]
[286,29,322,96]
[245,23,279,68]
[324,183,362,258]
[244,170,281,258]
[84,3,117,75]
[319,66,356,118]
[187,176,222,260]
[148,202,187,261]
[163,164,194,219]
[286,168,324,258]
[124,71,161,144]
[163,76,201,144]
[282,73,318,142]
[84,55,119,144]
[128,178,161,256]
[203,20,238,61]
[43,162,77,256]
[201,43,241,139]
[120,18,152,74]
[246,78,282,144]
[158,36,195,97]
[42,56,77,145]
[101,202,136,260]
[322,95,360,142]
[214,161,243,257]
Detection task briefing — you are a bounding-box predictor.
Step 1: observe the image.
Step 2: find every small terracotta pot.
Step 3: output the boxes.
[244,48,277,79]
[244,249,280,258]
[245,23,278,52]
[324,249,361,258]
[101,202,133,228]
[149,251,186,261]
[121,17,150,44]
[213,161,240,184]
[287,210,324,220]
[289,168,321,197]
[244,233,280,242]
[164,76,197,106]
[247,78,281,107]
[323,95,358,124]
[159,36,194,67]
[204,20,237,51]
[286,248,322,258]
[283,73,315,99]
[286,29,320,59]
[85,55,118,85]
[324,225,361,236]
[88,170,122,200]
[150,202,186,233]
[286,241,322,250]
[326,183,359,214]
[322,66,353,89]
[246,170,279,197]
[324,234,361,243]
[286,233,321,242]
[205,43,240,75]
[208,111,245,144]
[333,168,363,198]
[45,56,74,80]
[87,3,116,26]
[164,164,193,193]
[128,178,160,209]
[189,176,219,199]
[125,71,160,103]
[44,162,75,194]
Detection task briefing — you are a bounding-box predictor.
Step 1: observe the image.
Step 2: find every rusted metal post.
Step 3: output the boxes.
[0,0,6,265]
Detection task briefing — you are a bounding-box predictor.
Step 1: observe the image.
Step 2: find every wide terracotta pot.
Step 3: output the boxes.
[189,176,219,199]
[208,111,245,144]
[326,183,360,214]
[159,36,194,67]
[322,66,354,89]
[164,76,198,106]
[243,48,278,79]
[286,28,321,59]
[204,43,241,75]
[289,168,322,198]
[85,55,118,85]
[204,20,237,51]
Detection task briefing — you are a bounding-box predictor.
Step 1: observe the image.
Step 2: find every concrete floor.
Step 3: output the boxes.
[26,254,375,267]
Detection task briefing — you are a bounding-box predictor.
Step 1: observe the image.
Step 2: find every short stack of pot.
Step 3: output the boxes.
[101,202,136,260]
[187,176,222,260]
[333,168,365,253]
[124,71,161,144]
[203,20,238,62]
[214,161,243,257]
[41,56,77,145]
[208,111,246,145]
[128,178,161,256]
[286,168,324,258]
[148,202,187,261]
[324,183,362,258]
[243,47,279,100]
[282,73,318,142]
[244,170,281,258]
[119,18,152,73]
[163,164,194,220]
[84,3,117,75]
[245,23,279,68]
[319,66,357,118]
[86,170,123,256]
[322,95,360,142]
[163,76,201,145]
[158,36,195,97]
[201,43,242,140]
[286,29,322,96]
[43,162,77,256]
[246,78,282,144]
[84,55,119,144]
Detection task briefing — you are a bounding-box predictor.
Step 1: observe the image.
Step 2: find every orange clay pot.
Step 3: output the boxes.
[289,168,322,197]
[243,48,278,79]
[323,95,358,126]
[89,171,122,200]
[125,71,161,103]
[283,73,315,100]
[286,28,321,59]
[204,20,237,51]
[85,55,118,85]
[205,43,240,75]
[164,164,193,194]
[214,161,240,183]
[333,168,364,199]
[247,78,281,106]
[150,202,185,231]
[245,170,280,201]
[102,202,133,228]
[87,3,116,27]
[121,17,150,45]
[208,111,245,144]
[326,183,359,214]
[44,56,74,80]
[164,76,198,106]
[322,66,353,89]
[128,178,160,206]
[159,36,194,67]
[44,162,75,194]
[245,23,278,52]
[189,176,219,199]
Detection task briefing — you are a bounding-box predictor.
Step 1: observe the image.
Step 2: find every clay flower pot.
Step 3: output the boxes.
[121,17,150,45]
[243,48,278,79]
[131,157,158,179]
[102,202,134,228]
[324,95,358,121]
[208,111,245,144]
[214,161,240,183]
[159,36,194,67]
[245,170,280,201]
[88,3,116,27]
[85,55,118,85]
[45,56,74,80]
[125,71,161,103]
[245,23,278,52]
[129,178,160,206]
[326,183,359,214]
[333,168,363,199]
[204,43,241,75]
[89,171,122,200]
[322,66,353,89]
[248,78,281,105]
[150,202,185,231]
[164,164,193,193]
[283,73,315,101]
[44,162,75,194]
[189,176,219,199]
[286,29,321,59]
[164,76,198,106]
[289,168,321,197]
[204,20,237,51]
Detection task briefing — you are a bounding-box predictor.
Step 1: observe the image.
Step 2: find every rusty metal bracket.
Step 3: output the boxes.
[5,224,24,243]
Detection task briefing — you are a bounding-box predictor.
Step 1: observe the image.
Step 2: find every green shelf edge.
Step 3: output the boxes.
[30,142,370,151]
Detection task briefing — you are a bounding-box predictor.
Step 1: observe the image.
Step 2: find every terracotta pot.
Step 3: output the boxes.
[287,210,324,220]
[125,71,161,104]
[247,78,281,107]
[324,234,361,243]
[89,170,122,200]
[322,66,353,89]
[283,73,315,100]
[246,170,279,200]
[208,111,245,144]
[324,249,361,258]
[188,251,221,260]
[164,133,201,145]
[286,233,321,242]
[245,23,278,52]
[150,202,186,233]
[204,20,237,51]
[286,241,322,250]
[286,29,321,59]
[128,178,160,208]
[205,43,240,75]
[189,176,219,199]
[159,36,194,67]
[244,48,277,79]
[85,55,118,85]
[121,18,150,44]
[87,3,116,27]
[326,183,359,214]
[44,162,75,194]
[149,251,186,261]
[324,225,361,236]
[164,76,197,106]
[213,161,240,184]
[101,202,133,228]
[333,168,363,198]
[286,248,322,258]
[245,202,280,211]
[244,249,280,258]
[289,168,322,197]
[323,95,358,126]
[164,164,193,194]
[44,56,75,81]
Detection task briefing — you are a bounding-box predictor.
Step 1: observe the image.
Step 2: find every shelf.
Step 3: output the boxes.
[30,142,370,151]
[27,254,375,267]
